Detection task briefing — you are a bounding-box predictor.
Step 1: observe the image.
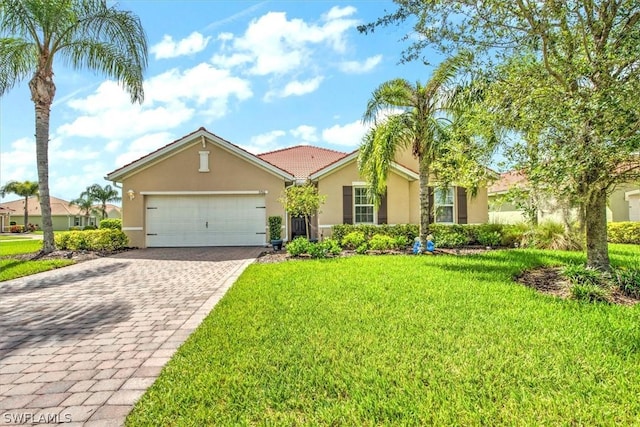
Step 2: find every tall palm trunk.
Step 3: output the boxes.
[29,58,56,253]
[584,188,610,272]
[22,196,29,232]
[418,155,431,249]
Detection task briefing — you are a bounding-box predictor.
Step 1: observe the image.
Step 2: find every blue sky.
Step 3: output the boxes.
[0,1,440,203]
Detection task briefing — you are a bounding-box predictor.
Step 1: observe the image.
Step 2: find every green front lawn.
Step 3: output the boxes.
[127,245,640,425]
[0,238,73,281]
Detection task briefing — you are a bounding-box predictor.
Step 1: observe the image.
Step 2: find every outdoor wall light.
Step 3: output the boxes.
[127,189,135,200]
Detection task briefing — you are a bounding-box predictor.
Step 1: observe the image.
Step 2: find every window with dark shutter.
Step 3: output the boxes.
[342,186,353,224]
[457,187,468,224]
[378,191,388,224]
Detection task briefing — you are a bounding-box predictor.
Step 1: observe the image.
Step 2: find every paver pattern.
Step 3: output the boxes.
[0,247,263,426]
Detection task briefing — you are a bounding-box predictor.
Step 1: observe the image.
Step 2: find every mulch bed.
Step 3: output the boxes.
[516,266,639,306]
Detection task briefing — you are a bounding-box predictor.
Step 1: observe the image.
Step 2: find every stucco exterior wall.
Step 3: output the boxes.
[119,138,287,248]
[7,215,80,231]
[467,187,489,224]
[610,184,638,222]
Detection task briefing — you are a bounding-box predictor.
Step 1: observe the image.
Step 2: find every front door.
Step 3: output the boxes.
[291,216,306,240]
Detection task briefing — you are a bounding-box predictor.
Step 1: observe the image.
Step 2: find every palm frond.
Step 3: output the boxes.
[0,37,37,95]
[362,78,414,124]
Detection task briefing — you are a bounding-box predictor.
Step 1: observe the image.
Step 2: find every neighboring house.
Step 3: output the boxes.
[0,196,102,230]
[488,171,640,224]
[105,127,489,248]
[0,206,15,232]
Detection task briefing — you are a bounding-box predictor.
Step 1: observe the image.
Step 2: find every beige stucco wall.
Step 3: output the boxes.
[119,137,287,247]
[610,184,639,222]
[316,161,415,237]
[467,187,489,224]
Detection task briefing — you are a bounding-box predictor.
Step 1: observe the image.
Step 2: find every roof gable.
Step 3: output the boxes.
[258,145,348,179]
[0,196,88,216]
[105,127,295,181]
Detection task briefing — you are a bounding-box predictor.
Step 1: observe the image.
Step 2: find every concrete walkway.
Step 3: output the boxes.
[0,247,263,426]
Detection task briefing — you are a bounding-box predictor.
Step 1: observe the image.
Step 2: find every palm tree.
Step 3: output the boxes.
[0,180,39,232]
[84,183,121,219]
[69,194,97,227]
[0,0,147,253]
[359,54,468,248]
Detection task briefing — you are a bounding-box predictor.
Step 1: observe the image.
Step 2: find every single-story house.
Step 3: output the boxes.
[0,196,120,231]
[105,127,489,248]
[0,206,15,232]
[488,171,640,224]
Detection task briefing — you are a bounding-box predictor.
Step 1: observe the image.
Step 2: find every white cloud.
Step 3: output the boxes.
[339,54,383,74]
[0,138,36,191]
[324,5,357,20]
[290,125,318,143]
[151,32,211,59]
[265,76,324,101]
[58,63,252,140]
[250,130,286,147]
[322,120,368,147]
[105,140,122,152]
[115,132,175,167]
[212,8,359,76]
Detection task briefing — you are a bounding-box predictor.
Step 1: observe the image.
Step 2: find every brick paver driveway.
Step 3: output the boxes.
[0,247,263,426]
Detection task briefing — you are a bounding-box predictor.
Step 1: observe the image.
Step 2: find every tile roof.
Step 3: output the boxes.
[0,196,88,216]
[488,170,528,194]
[258,145,349,179]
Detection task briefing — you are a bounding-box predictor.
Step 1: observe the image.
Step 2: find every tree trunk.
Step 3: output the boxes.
[29,60,56,254]
[23,196,29,232]
[418,155,431,250]
[584,188,610,272]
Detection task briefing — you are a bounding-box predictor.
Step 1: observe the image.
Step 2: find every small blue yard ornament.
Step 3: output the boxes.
[426,239,435,252]
[414,235,436,254]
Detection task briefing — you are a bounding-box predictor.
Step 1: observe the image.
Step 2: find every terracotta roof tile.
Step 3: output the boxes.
[0,196,87,216]
[488,170,528,194]
[258,145,349,179]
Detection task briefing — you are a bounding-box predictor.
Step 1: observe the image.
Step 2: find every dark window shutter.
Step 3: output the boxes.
[428,187,434,224]
[457,187,468,224]
[343,186,353,224]
[378,191,388,224]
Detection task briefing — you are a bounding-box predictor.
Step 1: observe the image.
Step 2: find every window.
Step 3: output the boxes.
[74,216,81,226]
[354,187,374,224]
[198,151,210,172]
[435,187,454,223]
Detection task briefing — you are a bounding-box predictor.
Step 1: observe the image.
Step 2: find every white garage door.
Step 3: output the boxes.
[145,195,266,247]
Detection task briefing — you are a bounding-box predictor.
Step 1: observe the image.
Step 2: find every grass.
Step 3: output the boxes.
[0,238,73,281]
[127,244,640,426]
[0,235,31,241]
[0,258,74,281]
[0,239,43,256]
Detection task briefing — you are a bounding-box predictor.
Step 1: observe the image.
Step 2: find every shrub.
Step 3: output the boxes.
[570,284,610,303]
[477,230,502,247]
[428,225,469,248]
[55,229,128,251]
[10,225,24,233]
[286,237,311,257]
[395,235,409,249]
[321,239,342,256]
[523,221,583,250]
[563,264,605,287]
[68,226,82,231]
[83,225,97,231]
[501,223,528,247]
[614,268,640,298]
[608,222,640,244]
[356,244,368,254]
[100,218,122,230]
[268,216,283,241]
[341,231,366,250]
[368,234,397,251]
[331,224,419,245]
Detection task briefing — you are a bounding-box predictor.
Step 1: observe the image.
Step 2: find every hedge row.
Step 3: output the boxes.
[331,223,525,249]
[55,229,128,251]
[607,222,640,244]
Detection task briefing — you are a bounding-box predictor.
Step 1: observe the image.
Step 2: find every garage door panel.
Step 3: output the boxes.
[146,195,266,247]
